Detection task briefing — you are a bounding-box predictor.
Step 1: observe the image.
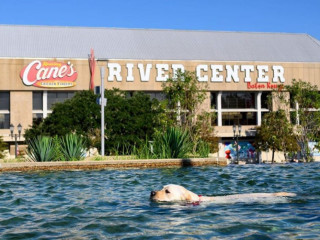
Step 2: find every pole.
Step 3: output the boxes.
[236,135,239,162]
[15,134,18,158]
[100,66,105,156]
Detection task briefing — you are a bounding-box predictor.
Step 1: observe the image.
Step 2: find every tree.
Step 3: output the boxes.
[24,89,164,155]
[285,80,320,161]
[255,110,299,163]
[162,70,218,153]
[270,79,320,162]
[103,90,164,154]
[25,90,100,146]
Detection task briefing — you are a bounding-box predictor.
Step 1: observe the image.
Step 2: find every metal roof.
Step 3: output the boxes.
[1,25,320,62]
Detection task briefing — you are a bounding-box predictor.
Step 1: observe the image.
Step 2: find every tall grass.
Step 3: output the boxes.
[59,134,86,161]
[197,140,210,158]
[154,127,192,159]
[133,139,156,159]
[26,136,57,162]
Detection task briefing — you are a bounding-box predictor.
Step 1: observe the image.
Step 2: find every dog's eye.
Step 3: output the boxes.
[165,189,170,194]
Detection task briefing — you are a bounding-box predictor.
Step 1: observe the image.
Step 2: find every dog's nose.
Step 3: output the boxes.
[150,191,156,197]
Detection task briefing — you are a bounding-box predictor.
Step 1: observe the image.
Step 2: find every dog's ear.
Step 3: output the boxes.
[183,190,198,202]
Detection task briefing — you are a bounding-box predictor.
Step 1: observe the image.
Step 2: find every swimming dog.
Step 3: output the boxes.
[150,184,296,203]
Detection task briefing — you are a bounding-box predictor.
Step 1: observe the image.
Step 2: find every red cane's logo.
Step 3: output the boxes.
[20,61,77,88]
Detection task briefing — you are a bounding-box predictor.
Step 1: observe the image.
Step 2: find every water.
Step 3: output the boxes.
[0,163,319,240]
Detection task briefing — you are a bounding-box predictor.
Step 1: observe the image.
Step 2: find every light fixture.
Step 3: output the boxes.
[17,123,22,138]
[10,123,14,137]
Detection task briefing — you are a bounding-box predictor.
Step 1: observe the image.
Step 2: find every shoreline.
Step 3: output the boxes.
[0,157,228,172]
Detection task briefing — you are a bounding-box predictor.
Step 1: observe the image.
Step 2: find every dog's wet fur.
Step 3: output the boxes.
[150,184,296,204]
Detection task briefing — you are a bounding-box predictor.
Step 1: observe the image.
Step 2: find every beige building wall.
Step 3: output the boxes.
[1,58,320,161]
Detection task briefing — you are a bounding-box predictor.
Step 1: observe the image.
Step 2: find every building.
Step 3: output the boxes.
[1,25,320,160]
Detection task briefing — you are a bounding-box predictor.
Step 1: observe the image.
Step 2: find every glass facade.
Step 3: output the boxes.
[211,92,217,109]
[261,92,271,109]
[144,91,166,101]
[33,92,43,110]
[0,92,10,110]
[221,92,255,109]
[0,92,10,129]
[222,112,257,126]
[47,92,75,109]
[0,114,10,129]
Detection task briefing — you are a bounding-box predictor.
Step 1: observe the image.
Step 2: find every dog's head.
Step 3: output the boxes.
[150,184,199,202]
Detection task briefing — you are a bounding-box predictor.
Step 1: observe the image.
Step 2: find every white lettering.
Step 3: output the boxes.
[257,65,269,83]
[37,68,49,80]
[138,64,152,82]
[156,64,169,81]
[126,63,134,82]
[196,65,208,82]
[211,65,223,82]
[240,65,254,82]
[272,65,285,83]
[58,65,68,78]
[67,62,76,77]
[107,63,122,82]
[22,60,41,85]
[226,65,240,82]
[172,64,185,78]
[47,67,59,79]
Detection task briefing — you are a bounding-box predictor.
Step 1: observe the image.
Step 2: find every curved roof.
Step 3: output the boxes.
[1,25,320,62]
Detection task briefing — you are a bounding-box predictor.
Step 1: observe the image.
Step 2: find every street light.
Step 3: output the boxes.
[233,124,241,163]
[10,123,22,158]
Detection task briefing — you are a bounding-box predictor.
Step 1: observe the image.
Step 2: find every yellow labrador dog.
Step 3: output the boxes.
[150,184,296,204]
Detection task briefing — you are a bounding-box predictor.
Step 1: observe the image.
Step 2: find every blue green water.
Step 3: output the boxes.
[0,163,319,239]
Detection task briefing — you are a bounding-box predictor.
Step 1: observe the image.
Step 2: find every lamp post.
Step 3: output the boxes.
[10,123,22,158]
[100,66,105,157]
[233,124,241,163]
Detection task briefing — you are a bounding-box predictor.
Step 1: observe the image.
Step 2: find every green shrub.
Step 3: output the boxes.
[59,134,86,161]
[154,127,192,159]
[0,136,7,159]
[197,140,210,158]
[26,136,57,162]
[133,140,156,159]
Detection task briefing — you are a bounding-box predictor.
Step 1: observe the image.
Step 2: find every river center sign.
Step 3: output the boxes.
[20,60,77,88]
[105,63,285,84]
[20,60,285,89]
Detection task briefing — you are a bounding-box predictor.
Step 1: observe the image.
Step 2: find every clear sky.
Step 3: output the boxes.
[0,0,319,39]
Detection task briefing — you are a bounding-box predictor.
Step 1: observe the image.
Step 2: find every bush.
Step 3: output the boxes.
[59,134,86,161]
[197,140,210,158]
[153,127,192,159]
[26,136,57,162]
[0,136,7,159]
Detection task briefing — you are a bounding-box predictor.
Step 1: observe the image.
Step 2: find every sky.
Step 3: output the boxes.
[0,0,319,39]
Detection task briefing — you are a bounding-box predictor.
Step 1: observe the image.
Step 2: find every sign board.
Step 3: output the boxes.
[20,60,77,88]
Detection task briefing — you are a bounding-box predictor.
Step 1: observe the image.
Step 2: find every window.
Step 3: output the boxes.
[33,92,43,110]
[144,91,166,101]
[261,92,271,109]
[0,92,10,129]
[32,91,75,123]
[0,92,10,110]
[47,92,75,110]
[222,112,257,126]
[221,92,255,109]
[211,92,217,109]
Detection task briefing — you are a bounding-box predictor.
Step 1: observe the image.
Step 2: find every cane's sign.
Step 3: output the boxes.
[20,61,77,88]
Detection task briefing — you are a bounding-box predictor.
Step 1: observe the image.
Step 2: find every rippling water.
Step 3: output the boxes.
[0,163,320,239]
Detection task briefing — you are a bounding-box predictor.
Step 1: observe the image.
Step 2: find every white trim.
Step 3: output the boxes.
[221,109,257,113]
[257,92,262,125]
[217,92,222,126]
[43,91,48,118]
